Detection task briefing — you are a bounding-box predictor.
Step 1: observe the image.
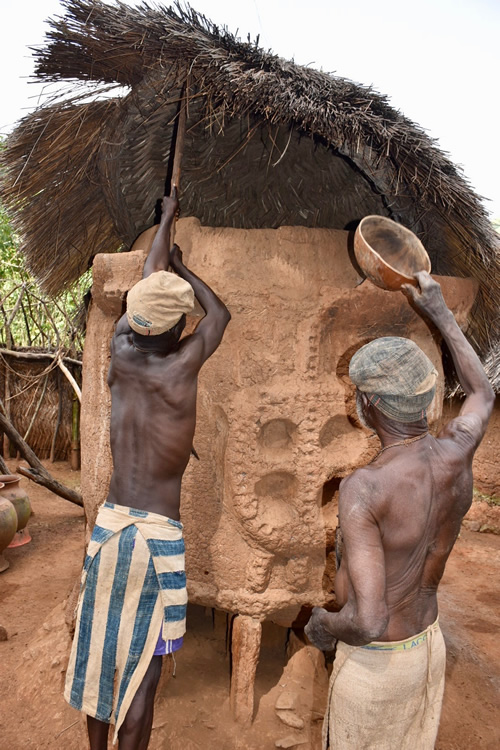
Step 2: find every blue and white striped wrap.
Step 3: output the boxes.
[64,501,187,742]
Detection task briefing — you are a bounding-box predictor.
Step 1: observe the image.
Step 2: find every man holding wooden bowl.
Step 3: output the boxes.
[306,219,494,750]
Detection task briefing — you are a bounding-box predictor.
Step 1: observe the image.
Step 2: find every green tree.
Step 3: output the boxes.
[0,203,24,278]
[0,201,90,355]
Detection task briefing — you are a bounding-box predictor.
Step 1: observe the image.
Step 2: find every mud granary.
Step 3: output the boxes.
[2,0,499,724]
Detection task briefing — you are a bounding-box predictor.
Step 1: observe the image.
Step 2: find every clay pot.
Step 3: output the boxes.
[0,475,32,548]
[0,489,17,573]
[354,215,431,291]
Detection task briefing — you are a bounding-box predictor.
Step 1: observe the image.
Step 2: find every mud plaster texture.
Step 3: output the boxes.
[81,219,478,629]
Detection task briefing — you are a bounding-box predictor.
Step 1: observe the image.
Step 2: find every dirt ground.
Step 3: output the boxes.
[0,404,499,750]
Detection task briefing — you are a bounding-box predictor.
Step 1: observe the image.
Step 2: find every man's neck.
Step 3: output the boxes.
[133,341,163,354]
[131,332,175,355]
[375,417,429,449]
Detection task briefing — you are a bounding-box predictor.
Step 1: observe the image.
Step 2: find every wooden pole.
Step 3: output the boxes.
[17,466,83,508]
[169,85,188,250]
[2,364,10,459]
[70,395,81,471]
[0,292,25,458]
[23,374,49,442]
[170,91,187,194]
[0,409,83,507]
[50,370,63,463]
[0,348,82,368]
[57,356,82,402]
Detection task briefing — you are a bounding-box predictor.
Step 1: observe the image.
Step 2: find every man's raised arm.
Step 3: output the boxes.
[112,191,179,338]
[403,271,494,441]
[170,244,231,365]
[142,190,179,278]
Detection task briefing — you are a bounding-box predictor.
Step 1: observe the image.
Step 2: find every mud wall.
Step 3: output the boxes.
[81,219,478,625]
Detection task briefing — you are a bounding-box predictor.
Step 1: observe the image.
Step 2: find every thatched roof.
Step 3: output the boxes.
[2,0,499,383]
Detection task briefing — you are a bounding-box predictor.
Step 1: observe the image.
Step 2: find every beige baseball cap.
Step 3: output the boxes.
[126,271,195,336]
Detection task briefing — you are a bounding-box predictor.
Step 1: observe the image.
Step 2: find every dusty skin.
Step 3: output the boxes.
[0,435,498,749]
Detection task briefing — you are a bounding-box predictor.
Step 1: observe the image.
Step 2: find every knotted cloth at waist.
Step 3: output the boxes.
[64,501,187,742]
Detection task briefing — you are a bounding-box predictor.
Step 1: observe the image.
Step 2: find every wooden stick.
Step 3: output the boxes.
[2,350,11,460]
[0,404,47,469]
[170,93,187,195]
[0,282,23,310]
[54,719,80,739]
[50,370,63,463]
[0,348,81,367]
[23,374,49,441]
[57,356,82,402]
[17,466,83,508]
[6,285,26,329]
[0,293,23,460]
[0,409,82,506]
[170,87,187,249]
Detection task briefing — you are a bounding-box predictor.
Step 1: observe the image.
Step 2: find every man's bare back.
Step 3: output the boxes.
[306,272,494,649]
[336,419,477,641]
[107,333,198,519]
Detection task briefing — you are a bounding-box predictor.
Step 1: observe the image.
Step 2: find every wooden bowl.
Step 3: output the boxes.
[354,215,431,291]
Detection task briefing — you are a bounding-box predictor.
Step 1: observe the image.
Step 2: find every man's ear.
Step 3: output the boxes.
[361,392,376,421]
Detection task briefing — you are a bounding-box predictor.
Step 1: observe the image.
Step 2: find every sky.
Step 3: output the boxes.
[1,0,499,217]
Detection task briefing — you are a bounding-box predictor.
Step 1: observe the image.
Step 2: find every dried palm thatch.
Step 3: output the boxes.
[1,0,499,383]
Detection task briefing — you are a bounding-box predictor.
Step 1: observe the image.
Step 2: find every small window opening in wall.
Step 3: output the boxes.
[322,476,341,506]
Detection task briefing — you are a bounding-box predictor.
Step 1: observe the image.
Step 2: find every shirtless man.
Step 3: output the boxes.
[64,190,231,750]
[305,272,494,750]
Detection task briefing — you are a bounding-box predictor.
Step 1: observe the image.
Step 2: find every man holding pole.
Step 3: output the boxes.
[64,188,231,750]
[305,272,494,749]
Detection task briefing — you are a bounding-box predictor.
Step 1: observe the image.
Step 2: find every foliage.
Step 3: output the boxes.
[0,201,89,356]
[0,203,23,278]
